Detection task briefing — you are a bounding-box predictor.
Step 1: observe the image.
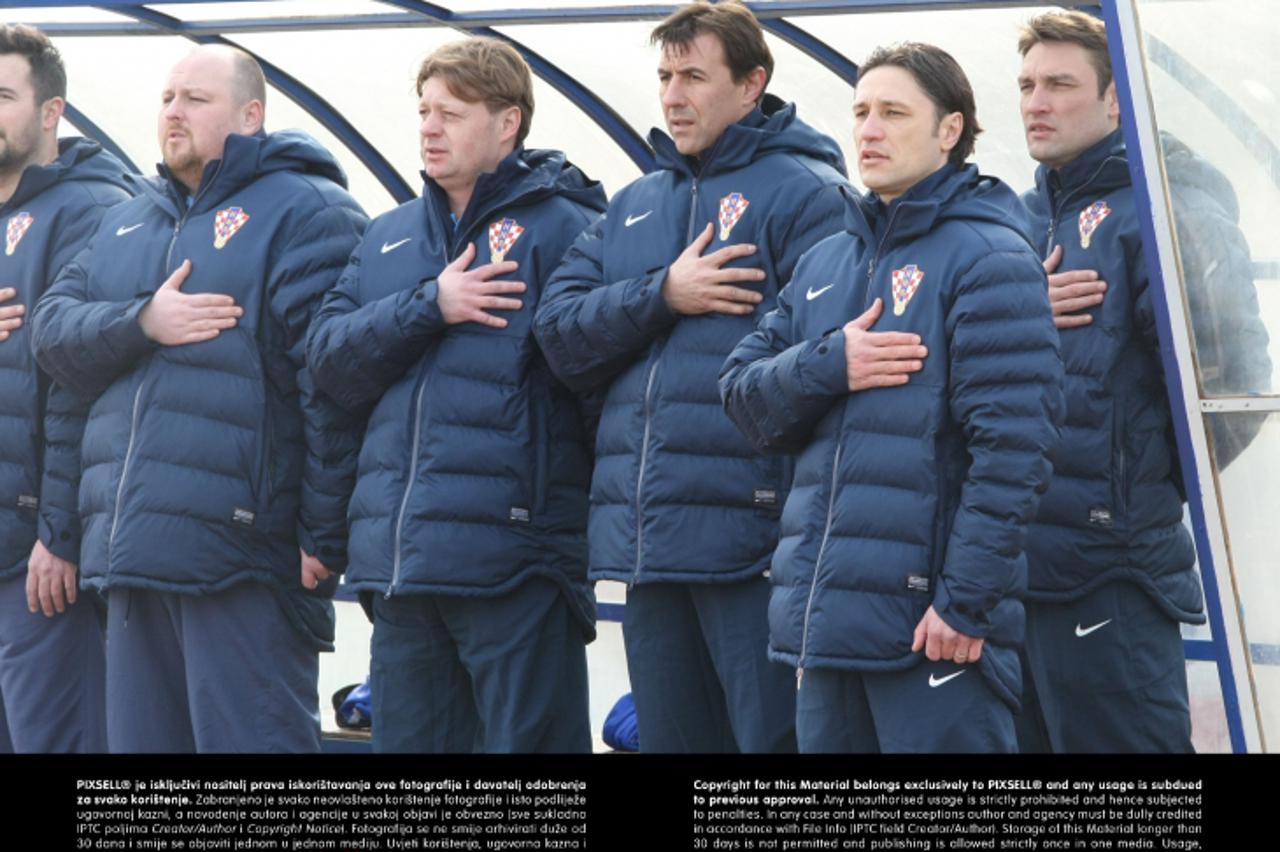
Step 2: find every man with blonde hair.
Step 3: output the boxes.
[307,37,605,753]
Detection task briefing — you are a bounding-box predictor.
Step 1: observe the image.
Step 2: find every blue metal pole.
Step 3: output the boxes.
[61,102,142,174]
[108,3,416,203]
[1101,0,1248,753]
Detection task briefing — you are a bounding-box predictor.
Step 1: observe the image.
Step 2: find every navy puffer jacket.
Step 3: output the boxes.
[0,139,132,579]
[721,165,1064,709]
[31,131,367,612]
[306,149,606,635]
[1019,129,1261,622]
[534,97,849,585]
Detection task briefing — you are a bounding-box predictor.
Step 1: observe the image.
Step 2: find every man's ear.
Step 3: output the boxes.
[1103,80,1120,124]
[242,98,265,134]
[41,96,65,133]
[938,111,963,155]
[742,65,767,107]
[498,104,521,146]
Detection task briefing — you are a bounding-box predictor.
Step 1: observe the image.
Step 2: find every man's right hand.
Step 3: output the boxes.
[1044,244,1107,329]
[436,242,527,329]
[0,287,24,342]
[662,222,766,316]
[844,298,927,391]
[26,540,78,618]
[138,260,243,345]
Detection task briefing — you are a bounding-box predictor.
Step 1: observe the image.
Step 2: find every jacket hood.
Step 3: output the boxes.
[422,146,607,231]
[650,93,848,178]
[2,137,133,210]
[134,128,348,214]
[846,163,1035,250]
[1161,131,1241,222]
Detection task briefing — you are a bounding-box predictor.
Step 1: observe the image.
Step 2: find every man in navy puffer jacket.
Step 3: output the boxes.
[0,25,131,753]
[534,1,849,753]
[1015,11,1269,753]
[722,43,1063,753]
[307,38,606,753]
[31,46,366,752]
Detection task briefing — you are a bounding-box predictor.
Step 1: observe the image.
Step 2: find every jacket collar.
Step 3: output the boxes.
[1,138,126,212]
[1034,127,1129,207]
[420,147,560,239]
[844,162,1034,252]
[845,163,957,246]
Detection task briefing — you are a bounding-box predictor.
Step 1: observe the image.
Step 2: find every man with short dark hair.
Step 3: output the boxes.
[1015,10,1269,752]
[307,37,605,753]
[535,0,849,753]
[721,42,1063,753]
[31,44,366,752]
[0,23,131,754]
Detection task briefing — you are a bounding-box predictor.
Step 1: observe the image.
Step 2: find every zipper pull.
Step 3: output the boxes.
[796,667,804,690]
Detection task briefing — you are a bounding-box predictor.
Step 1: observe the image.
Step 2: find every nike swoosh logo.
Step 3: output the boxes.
[381,237,412,254]
[624,211,652,227]
[115,223,145,236]
[928,670,966,688]
[1075,619,1112,637]
[806,284,834,301]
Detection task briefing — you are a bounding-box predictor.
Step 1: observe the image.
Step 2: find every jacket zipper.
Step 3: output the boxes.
[1045,156,1119,255]
[632,176,700,584]
[866,205,903,284]
[630,357,660,585]
[107,381,146,566]
[384,222,494,598]
[107,179,216,570]
[686,179,700,242]
[796,441,842,690]
[387,377,429,598]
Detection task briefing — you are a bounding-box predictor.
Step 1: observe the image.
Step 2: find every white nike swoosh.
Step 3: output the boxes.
[624,211,652,227]
[115,223,145,236]
[806,284,834,301]
[381,237,412,254]
[1075,619,1112,637]
[928,670,966,688]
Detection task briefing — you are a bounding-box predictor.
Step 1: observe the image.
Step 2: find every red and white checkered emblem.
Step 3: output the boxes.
[717,192,750,241]
[891,264,925,316]
[489,218,525,262]
[1078,200,1111,249]
[213,206,249,249]
[5,213,33,256]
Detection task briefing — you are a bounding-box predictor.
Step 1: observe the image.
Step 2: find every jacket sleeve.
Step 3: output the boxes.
[936,248,1065,638]
[268,201,368,574]
[38,193,128,563]
[719,268,849,454]
[30,242,157,402]
[306,247,450,414]
[533,214,681,393]
[37,382,89,563]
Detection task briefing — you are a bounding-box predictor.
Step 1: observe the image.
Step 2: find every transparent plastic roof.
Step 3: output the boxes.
[8,0,1276,236]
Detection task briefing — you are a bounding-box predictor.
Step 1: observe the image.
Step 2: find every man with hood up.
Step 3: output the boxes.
[1015,10,1269,752]
[534,0,849,753]
[31,44,366,752]
[721,42,1063,752]
[0,24,131,753]
[306,37,606,753]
